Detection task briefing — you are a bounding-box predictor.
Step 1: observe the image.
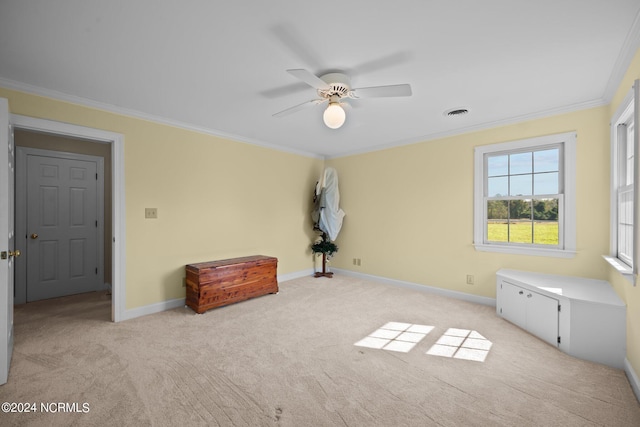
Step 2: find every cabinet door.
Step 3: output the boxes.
[525,291,559,347]
[498,281,527,329]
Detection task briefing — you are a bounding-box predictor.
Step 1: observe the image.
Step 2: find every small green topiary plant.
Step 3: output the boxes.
[311,234,338,278]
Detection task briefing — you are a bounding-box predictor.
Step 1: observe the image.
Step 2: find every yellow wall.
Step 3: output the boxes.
[0,88,324,309]
[607,48,640,376]
[327,106,610,294]
[327,47,640,377]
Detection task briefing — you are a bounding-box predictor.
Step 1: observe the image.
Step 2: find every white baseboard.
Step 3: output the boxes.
[118,268,497,321]
[625,358,640,403]
[119,269,315,321]
[122,297,186,321]
[332,268,496,307]
[278,268,315,282]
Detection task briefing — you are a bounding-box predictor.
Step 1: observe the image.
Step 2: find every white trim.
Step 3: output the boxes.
[328,99,602,159]
[0,78,610,162]
[474,244,576,258]
[609,84,639,285]
[603,10,640,103]
[332,268,496,307]
[121,297,186,322]
[8,114,126,322]
[473,132,577,257]
[625,358,640,404]
[0,78,323,160]
[119,268,315,321]
[609,89,635,259]
[278,268,315,282]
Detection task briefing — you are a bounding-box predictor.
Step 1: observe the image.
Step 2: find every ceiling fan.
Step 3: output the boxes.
[273,69,412,129]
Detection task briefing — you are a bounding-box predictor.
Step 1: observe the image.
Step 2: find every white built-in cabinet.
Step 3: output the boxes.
[496,269,626,369]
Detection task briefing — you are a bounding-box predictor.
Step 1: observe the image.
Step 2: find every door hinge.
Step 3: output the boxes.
[558,305,561,312]
[95,220,98,227]
[557,336,561,344]
[95,268,98,274]
[499,307,502,314]
[96,173,98,180]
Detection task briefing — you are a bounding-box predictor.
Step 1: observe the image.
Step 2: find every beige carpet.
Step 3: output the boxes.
[1,274,639,426]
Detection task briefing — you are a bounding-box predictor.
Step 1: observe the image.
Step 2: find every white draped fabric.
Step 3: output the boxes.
[315,167,345,241]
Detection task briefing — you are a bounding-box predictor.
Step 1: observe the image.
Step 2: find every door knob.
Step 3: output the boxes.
[9,250,21,257]
[30,233,38,239]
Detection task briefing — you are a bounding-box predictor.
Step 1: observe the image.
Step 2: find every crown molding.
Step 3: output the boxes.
[327,98,606,159]
[0,77,324,160]
[602,9,640,103]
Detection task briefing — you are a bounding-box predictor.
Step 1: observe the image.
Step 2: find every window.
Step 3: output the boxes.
[607,80,638,282]
[474,132,576,257]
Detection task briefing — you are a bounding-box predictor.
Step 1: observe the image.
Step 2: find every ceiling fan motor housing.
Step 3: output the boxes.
[318,73,351,99]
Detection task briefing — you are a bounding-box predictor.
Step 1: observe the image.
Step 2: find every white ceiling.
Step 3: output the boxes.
[1,1,639,158]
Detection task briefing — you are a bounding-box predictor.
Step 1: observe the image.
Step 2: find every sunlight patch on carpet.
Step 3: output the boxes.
[354,322,434,353]
[426,329,492,362]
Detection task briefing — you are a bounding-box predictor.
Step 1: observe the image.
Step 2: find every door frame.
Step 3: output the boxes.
[10,115,125,322]
[0,98,14,384]
[15,147,105,304]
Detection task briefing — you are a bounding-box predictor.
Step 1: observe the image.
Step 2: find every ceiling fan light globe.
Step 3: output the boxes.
[323,103,346,129]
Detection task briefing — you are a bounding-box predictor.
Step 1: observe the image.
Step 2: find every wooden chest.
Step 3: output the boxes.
[185,255,278,314]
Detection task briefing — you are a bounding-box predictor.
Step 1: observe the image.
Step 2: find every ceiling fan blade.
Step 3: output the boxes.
[273,98,326,118]
[287,69,330,90]
[351,84,412,98]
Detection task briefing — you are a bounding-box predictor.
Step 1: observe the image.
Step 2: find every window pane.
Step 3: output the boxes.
[533,199,559,245]
[619,187,633,262]
[509,221,532,243]
[626,123,634,186]
[510,152,532,174]
[532,199,558,221]
[534,172,559,195]
[509,199,531,220]
[510,174,532,196]
[509,200,533,243]
[488,176,508,197]
[534,149,559,173]
[487,200,508,242]
[488,155,508,177]
[534,221,559,245]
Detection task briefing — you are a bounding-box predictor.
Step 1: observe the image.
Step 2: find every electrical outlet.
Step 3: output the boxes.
[353,258,357,265]
[357,258,362,266]
[466,274,474,285]
[145,208,158,219]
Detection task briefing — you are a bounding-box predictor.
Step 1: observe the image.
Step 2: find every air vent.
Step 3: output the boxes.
[444,107,469,117]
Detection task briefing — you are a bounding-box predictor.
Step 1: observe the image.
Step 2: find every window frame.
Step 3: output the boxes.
[606,82,638,284]
[473,132,576,258]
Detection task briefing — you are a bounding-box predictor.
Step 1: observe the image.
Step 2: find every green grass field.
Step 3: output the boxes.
[488,221,558,245]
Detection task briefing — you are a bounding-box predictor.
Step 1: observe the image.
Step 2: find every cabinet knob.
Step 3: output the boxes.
[518,290,524,295]
[527,293,532,298]
[30,233,38,239]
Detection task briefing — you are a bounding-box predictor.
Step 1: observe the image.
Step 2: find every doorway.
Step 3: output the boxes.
[15,144,106,302]
[9,115,125,322]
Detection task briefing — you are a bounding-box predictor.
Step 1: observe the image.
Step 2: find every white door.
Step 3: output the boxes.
[498,281,527,329]
[0,98,15,385]
[526,291,559,347]
[26,153,102,301]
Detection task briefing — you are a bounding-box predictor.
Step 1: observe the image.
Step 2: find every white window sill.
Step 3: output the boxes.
[602,255,634,284]
[474,243,576,258]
